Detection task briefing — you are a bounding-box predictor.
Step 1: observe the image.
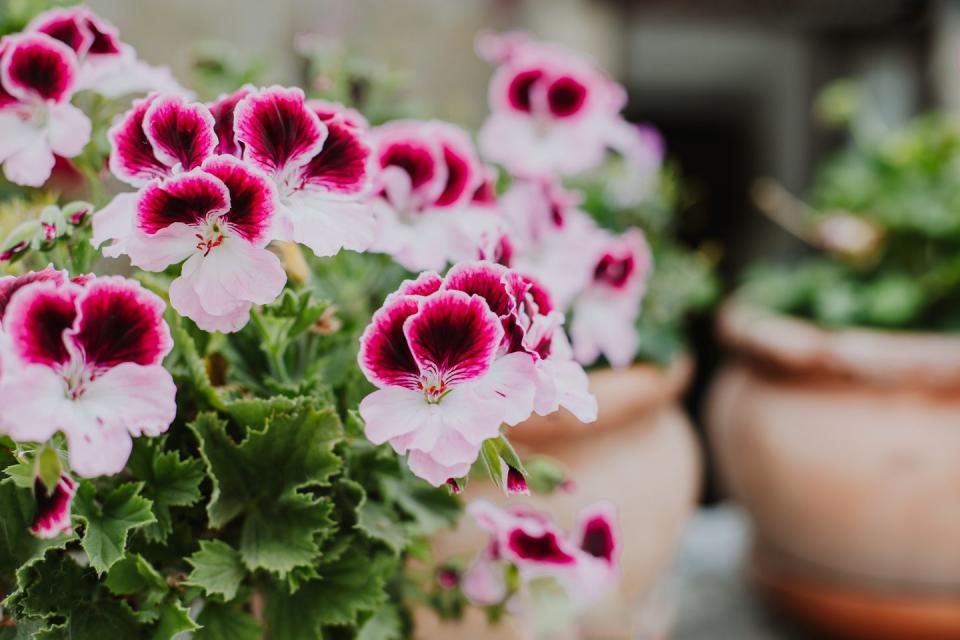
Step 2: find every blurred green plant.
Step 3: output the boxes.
[742,86,960,331]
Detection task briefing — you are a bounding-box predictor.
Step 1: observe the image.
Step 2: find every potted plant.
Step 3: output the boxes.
[422,32,717,639]
[0,5,626,638]
[707,83,960,639]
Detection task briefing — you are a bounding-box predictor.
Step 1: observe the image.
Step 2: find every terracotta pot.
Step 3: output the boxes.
[422,358,701,639]
[707,301,960,639]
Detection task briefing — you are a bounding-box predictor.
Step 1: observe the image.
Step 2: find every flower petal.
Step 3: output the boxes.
[0,266,65,320]
[358,294,421,389]
[404,290,502,386]
[297,117,370,196]
[283,194,375,257]
[201,155,275,244]
[430,122,483,208]
[69,276,172,369]
[234,86,326,176]
[143,94,217,171]
[107,94,169,186]
[63,421,132,478]
[191,237,286,313]
[0,363,66,442]
[47,102,92,157]
[396,271,442,297]
[31,474,76,539]
[575,502,618,566]
[406,449,472,487]
[4,280,78,366]
[358,386,434,444]
[207,85,254,156]
[442,261,513,317]
[168,254,253,333]
[137,167,230,235]
[3,137,55,187]
[469,350,536,427]
[80,362,176,438]
[0,33,77,103]
[27,7,94,56]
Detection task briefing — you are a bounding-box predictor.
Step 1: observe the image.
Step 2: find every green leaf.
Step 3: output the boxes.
[264,549,394,638]
[479,439,504,489]
[127,442,205,543]
[185,540,246,601]
[151,599,199,640]
[3,461,35,489]
[4,550,142,639]
[357,604,403,640]
[72,481,156,575]
[35,445,61,493]
[105,554,167,595]
[0,479,70,575]
[194,602,261,640]
[381,476,461,536]
[190,404,341,576]
[357,500,409,551]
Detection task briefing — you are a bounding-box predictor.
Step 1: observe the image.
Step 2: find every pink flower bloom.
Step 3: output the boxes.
[27,6,186,98]
[477,32,626,177]
[31,473,76,539]
[368,120,487,271]
[0,33,91,187]
[464,500,620,607]
[129,157,286,332]
[0,274,176,477]
[358,261,595,485]
[571,228,652,367]
[497,177,600,311]
[233,86,375,257]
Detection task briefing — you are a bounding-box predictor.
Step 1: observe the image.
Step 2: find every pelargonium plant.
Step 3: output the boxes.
[742,81,960,330]
[0,6,622,639]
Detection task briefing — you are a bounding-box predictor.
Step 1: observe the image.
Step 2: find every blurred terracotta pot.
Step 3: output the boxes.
[707,301,960,640]
[421,358,702,639]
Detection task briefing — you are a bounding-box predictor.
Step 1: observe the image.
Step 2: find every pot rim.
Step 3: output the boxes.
[717,299,960,389]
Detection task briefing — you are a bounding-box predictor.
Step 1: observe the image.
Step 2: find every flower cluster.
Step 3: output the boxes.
[0,6,182,187]
[0,267,176,477]
[358,260,596,486]
[93,86,374,331]
[462,500,619,607]
[368,119,499,271]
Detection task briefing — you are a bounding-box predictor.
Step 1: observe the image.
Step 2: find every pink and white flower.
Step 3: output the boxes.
[0,33,91,187]
[604,120,664,208]
[232,86,375,257]
[477,32,626,178]
[368,120,487,271]
[26,5,185,98]
[571,228,652,367]
[31,473,76,539]
[357,261,595,486]
[0,273,176,477]
[463,500,620,606]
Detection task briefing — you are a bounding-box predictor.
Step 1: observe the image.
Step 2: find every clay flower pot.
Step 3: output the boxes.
[706,301,960,639]
[421,358,701,639]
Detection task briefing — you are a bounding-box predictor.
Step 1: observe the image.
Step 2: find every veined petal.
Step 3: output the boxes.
[0,266,66,320]
[0,33,78,104]
[396,271,442,297]
[137,168,230,235]
[307,98,368,129]
[404,290,502,386]
[27,7,95,56]
[504,527,578,566]
[442,261,513,317]
[358,294,421,389]
[297,117,370,197]
[143,94,217,171]
[234,86,326,176]
[4,280,78,366]
[207,85,254,156]
[469,350,536,427]
[372,121,447,210]
[31,474,76,539]
[283,194,375,257]
[201,155,275,244]
[80,362,176,438]
[69,276,172,369]
[168,255,252,333]
[429,122,483,208]
[358,386,434,445]
[107,94,169,186]
[191,237,286,313]
[575,502,619,566]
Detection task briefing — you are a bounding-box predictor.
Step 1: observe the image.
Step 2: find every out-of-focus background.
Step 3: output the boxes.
[78,1,960,637]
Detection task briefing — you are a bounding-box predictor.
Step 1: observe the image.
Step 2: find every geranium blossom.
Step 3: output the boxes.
[92,94,287,331]
[357,261,595,486]
[26,5,185,98]
[571,228,652,367]
[232,86,376,257]
[477,32,627,177]
[604,120,664,208]
[462,500,619,606]
[0,33,91,187]
[31,473,76,539]
[0,272,176,477]
[368,120,487,271]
